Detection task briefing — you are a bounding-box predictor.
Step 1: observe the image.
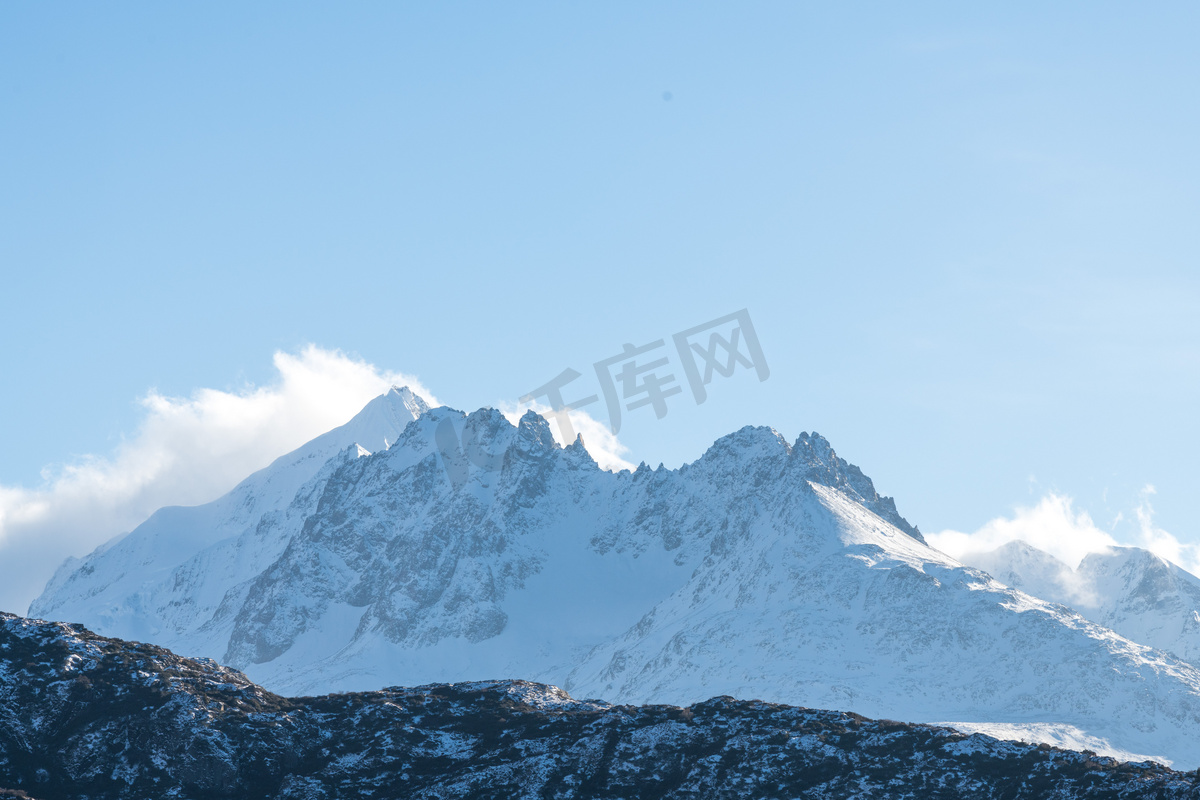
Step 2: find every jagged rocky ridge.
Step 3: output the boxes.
[30,391,1200,768]
[2,613,1198,800]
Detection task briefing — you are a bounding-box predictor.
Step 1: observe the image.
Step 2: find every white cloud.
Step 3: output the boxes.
[926,493,1119,570]
[0,345,637,617]
[927,488,1200,579]
[0,345,435,615]
[499,400,635,473]
[1134,485,1200,576]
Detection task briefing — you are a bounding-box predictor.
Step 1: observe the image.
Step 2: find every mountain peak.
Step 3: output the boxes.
[515,410,557,452]
[785,430,923,542]
[561,434,598,470]
[387,385,431,417]
[993,539,1072,566]
[1079,546,1168,572]
[698,425,792,464]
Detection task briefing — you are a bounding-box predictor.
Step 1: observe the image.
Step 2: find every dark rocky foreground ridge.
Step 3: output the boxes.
[2,613,1198,800]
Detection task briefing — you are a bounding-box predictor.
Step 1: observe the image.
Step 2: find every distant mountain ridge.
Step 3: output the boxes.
[30,389,1200,768]
[965,540,1200,666]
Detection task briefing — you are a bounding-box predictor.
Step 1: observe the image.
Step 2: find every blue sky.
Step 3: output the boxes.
[2,3,1198,606]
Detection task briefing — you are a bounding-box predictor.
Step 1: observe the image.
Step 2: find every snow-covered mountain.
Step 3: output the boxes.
[966,540,1200,667]
[30,393,1200,768]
